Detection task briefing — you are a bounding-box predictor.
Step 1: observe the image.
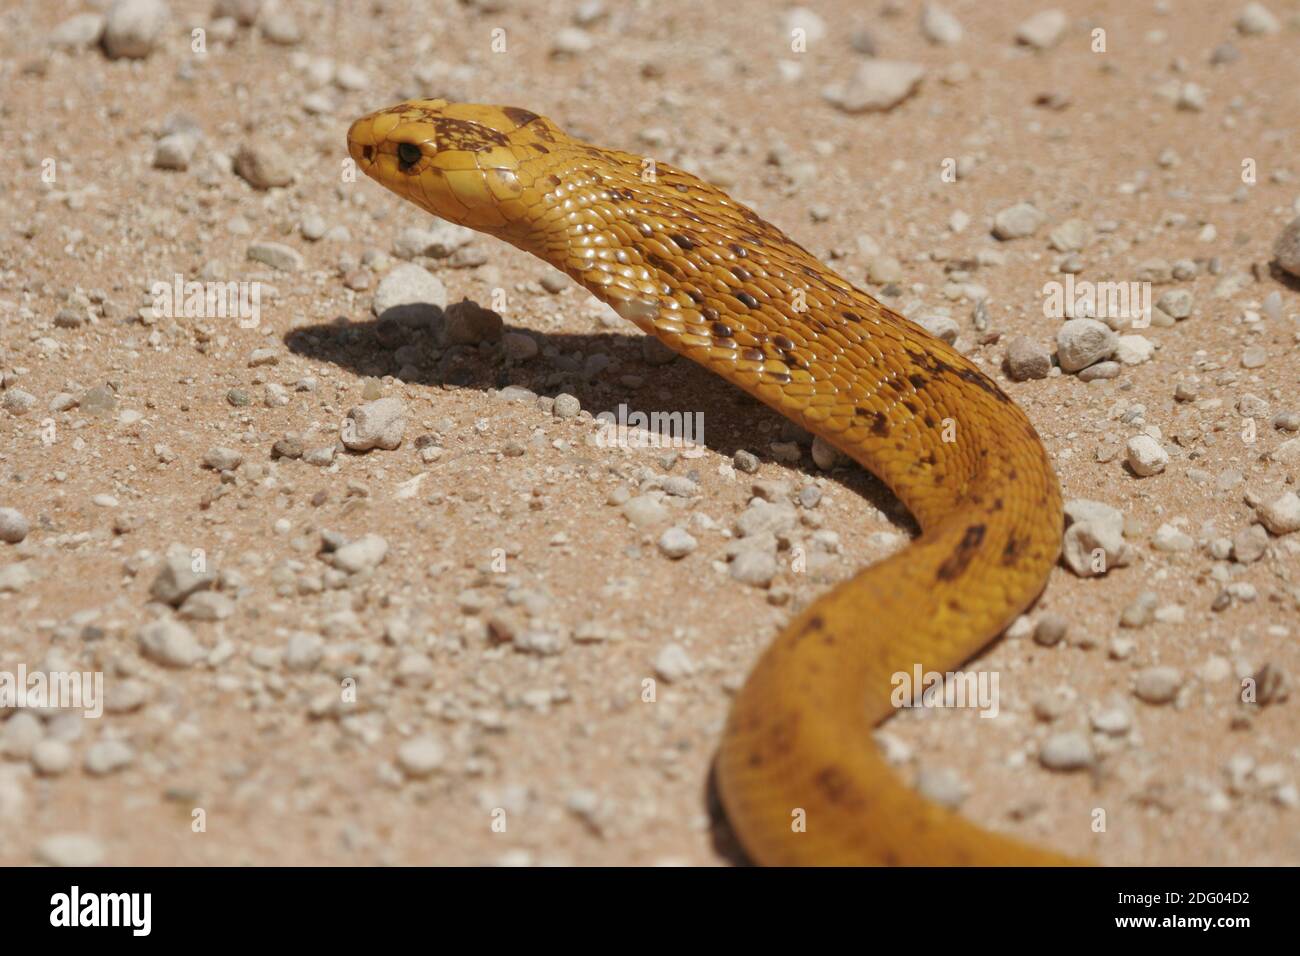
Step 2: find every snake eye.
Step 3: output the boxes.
[396,142,422,169]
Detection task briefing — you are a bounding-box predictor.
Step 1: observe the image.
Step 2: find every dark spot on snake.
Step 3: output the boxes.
[920,451,937,466]
[531,143,549,154]
[773,335,795,352]
[908,373,928,390]
[712,323,733,338]
[670,233,696,250]
[361,144,375,161]
[645,252,681,279]
[501,106,540,127]
[683,211,704,223]
[736,291,759,309]
[685,288,704,304]
[548,175,561,186]
[842,310,862,323]
[702,306,720,322]
[936,524,986,581]
[1001,536,1024,565]
[813,766,865,810]
[742,348,765,363]
[730,243,748,258]
[731,266,752,282]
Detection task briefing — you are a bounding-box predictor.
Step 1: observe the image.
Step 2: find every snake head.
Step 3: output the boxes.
[347,99,553,233]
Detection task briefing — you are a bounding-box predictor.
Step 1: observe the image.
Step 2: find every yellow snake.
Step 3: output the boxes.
[347,101,1071,865]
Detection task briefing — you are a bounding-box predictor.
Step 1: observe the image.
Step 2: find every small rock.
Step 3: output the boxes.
[247,241,303,272]
[1134,666,1182,704]
[992,202,1045,240]
[1274,216,1300,279]
[1126,435,1169,477]
[138,619,203,668]
[152,132,197,171]
[1005,336,1051,380]
[920,3,963,45]
[827,60,926,113]
[1257,492,1300,535]
[657,527,697,559]
[343,397,406,451]
[233,142,295,189]
[440,299,503,346]
[1237,3,1281,35]
[1040,731,1093,771]
[654,643,695,683]
[0,508,29,544]
[102,0,168,59]
[37,834,104,867]
[1232,524,1269,563]
[1016,9,1068,49]
[1057,319,1117,372]
[397,737,446,778]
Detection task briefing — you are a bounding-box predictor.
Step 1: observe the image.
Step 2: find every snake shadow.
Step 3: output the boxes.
[285,302,914,867]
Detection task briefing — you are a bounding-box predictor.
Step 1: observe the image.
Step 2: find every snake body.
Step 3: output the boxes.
[347,101,1069,865]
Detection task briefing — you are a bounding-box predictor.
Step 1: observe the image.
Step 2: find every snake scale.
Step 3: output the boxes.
[347,100,1071,866]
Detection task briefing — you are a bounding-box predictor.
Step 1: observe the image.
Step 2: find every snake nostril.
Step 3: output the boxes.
[361,144,375,162]
[396,142,422,170]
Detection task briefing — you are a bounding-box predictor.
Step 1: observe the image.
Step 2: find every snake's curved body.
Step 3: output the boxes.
[348,101,1069,865]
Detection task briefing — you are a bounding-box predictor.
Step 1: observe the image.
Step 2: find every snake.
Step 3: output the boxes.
[347,100,1072,866]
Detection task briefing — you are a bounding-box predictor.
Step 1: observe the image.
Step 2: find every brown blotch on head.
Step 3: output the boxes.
[501,106,540,127]
[813,765,866,810]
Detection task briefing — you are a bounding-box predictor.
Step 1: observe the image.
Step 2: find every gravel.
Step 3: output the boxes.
[0,507,30,544]
[654,643,695,682]
[343,397,406,451]
[991,202,1045,240]
[1274,216,1300,279]
[1257,492,1300,535]
[920,3,963,45]
[1126,435,1169,477]
[102,0,168,60]
[1134,666,1183,704]
[1016,9,1068,49]
[138,618,204,668]
[826,60,926,113]
[657,527,698,559]
[397,737,446,778]
[330,534,389,574]
[1005,336,1051,380]
[233,142,295,189]
[1039,731,1093,770]
[1057,319,1117,372]
[37,833,105,867]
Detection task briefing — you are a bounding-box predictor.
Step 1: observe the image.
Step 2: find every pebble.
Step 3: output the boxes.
[233,142,295,189]
[503,332,539,361]
[203,446,242,471]
[343,397,406,451]
[392,223,473,260]
[246,241,303,272]
[730,550,778,587]
[654,643,695,683]
[1016,9,1068,49]
[1033,613,1068,646]
[1115,334,1154,365]
[1134,667,1182,704]
[1232,524,1268,563]
[1062,498,1130,577]
[153,132,197,171]
[920,3,963,45]
[178,590,235,621]
[397,737,446,778]
[1048,218,1089,252]
[0,563,35,593]
[1240,346,1267,369]
[1237,3,1281,35]
[657,527,697,559]
[3,388,37,415]
[1091,707,1132,736]
[1152,523,1194,552]
[149,547,214,606]
[31,739,74,776]
[1159,287,1196,321]
[50,13,106,48]
[623,495,669,528]
[1056,319,1117,372]
[1039,731,1094,771]
[1274,216,1300,279]
[1077,361,1120,382]
[1126,435,1169,477]
[441,299,503,346]
[139,618,203,668]
[514,629,566,656]
[284,632,324,671]
[102,0,167,59]
[914,314,959,344]
[1257,492,1300,535]
[1005,335,1051,380]
[827,60,926,113]
[331,534,389,574]
[37,834,105,867]
[260,6,301,44]
[915,766,967,809]
[0,507,29,544]
[1120,591,1158,627]
[991,202,1044,240]
[85,739,135,775]
[553,393,582,419]
[551,26,594,55]
[372,263,447,328]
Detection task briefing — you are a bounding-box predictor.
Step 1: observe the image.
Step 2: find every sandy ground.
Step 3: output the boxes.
[1,0,1299,866]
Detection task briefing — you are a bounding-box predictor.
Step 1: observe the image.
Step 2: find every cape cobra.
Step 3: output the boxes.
[347,100,1071,866]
